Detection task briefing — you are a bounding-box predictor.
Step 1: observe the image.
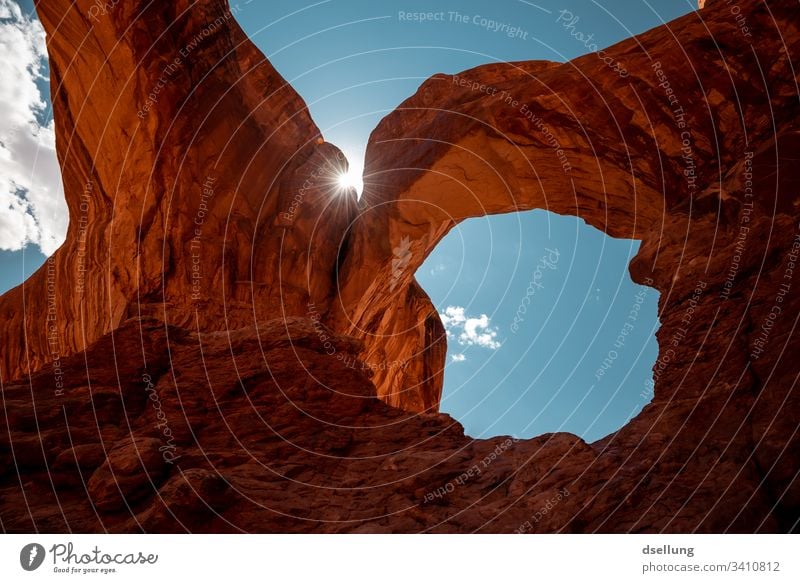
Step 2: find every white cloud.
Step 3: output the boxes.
[429,262,446,276]
[460,314,501,349]
[439,305,502,351]
[440,305,466,328]
[451,353,466,363]
[0,1,66,256]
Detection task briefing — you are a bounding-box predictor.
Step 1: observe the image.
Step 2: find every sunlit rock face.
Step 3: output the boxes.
[0,0,356,384]
[0,0,798,532]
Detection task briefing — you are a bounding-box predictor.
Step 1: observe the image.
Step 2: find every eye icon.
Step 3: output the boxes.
[20,543,46,571]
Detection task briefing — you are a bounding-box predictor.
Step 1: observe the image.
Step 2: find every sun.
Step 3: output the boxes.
[328,146,364,196]
[336,166,362,193]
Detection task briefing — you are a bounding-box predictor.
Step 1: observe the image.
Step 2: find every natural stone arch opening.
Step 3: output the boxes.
[330,60,668,414]
[414,209,661,442]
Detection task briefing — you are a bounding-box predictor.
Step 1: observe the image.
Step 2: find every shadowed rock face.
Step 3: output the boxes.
[0,0,798,532]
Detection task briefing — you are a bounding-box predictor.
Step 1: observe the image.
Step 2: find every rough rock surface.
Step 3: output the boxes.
[0,0,798,532]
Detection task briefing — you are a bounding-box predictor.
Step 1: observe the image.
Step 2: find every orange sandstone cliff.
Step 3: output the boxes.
[0,0,798,532]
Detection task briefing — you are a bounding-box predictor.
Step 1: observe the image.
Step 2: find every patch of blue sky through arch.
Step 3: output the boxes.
[417,211,660,443]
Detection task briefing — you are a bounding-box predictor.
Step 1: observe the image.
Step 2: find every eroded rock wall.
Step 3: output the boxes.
[0,0,356,383]
[0,0,797,532]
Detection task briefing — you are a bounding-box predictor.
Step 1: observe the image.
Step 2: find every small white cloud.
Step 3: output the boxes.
[440,305,466,328]
[451,353,466,362]
[460,314,501,349]
[439,305,501,351]
[429,262,447,276]
[0,2,66,256]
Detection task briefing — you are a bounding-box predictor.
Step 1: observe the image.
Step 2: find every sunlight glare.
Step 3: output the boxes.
[337,167,361,192]
[335,148,364,196]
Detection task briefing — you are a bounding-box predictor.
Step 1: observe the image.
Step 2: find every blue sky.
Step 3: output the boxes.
[1,0,695,441]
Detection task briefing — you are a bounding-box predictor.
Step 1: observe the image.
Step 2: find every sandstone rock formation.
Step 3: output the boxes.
[0,0,355,383]
[0,0,798,532]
